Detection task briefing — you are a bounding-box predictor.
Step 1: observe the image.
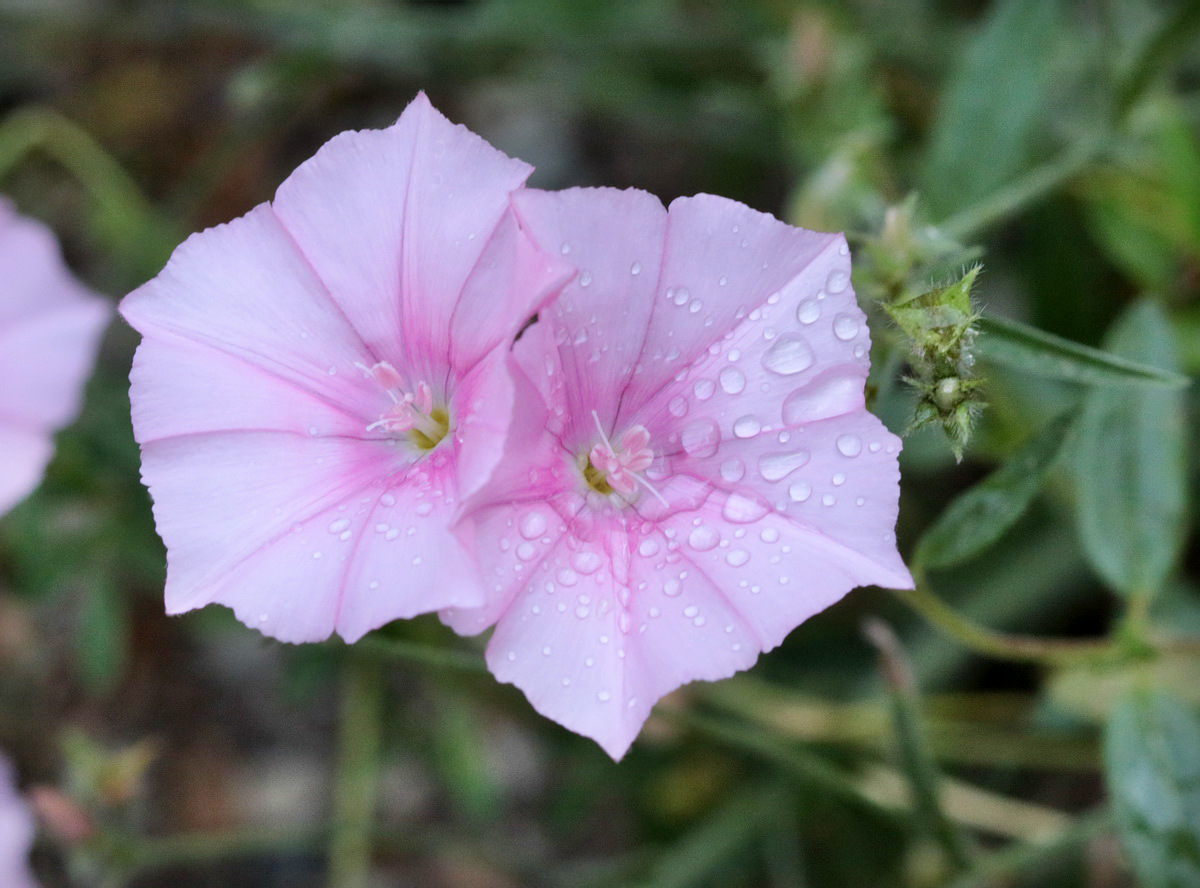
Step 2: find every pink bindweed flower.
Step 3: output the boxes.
[445,187,913,759]
[0,199,110,517]
[121,94,572,643]
[0,753,37,888]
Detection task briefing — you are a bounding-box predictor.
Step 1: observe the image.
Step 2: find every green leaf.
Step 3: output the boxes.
[76,576,128,694]
[922,0,1063,218]
[1074,301,1188,599]
[976,315,1190,388]
[1104,690,1200,888]
[916,411,1076,569]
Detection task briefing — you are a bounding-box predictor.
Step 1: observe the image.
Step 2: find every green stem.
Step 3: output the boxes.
[944,807,1112,888]
[328,654,385,888]
[118,826,328,882]
[895,566,1118,667]
[864,619,975,873]
[355,634,486,673]
[1115,2,1200,120]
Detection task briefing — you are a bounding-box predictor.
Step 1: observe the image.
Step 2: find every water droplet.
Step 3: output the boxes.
[789,481,812,502]
[832,472,846,486]
[726,549,750,567]
[542,645,552,656]
[688,525,720,552]
[760,527,779,543]
[682,418,721,458]
[833,314,860,341]
[415,502,434,517]
[664,579,682,597]
[722,492,770,524]
[572,550,602,574]
[308,425,319,436]
[688,298,703,313]
[638,538,660,557]
[763,335,815,376]
[826,269,849,293]
[598,691,611,702]
[630,261,642,276]
[516,542,537,562]
[519,511,547,540]
[797,299,820,324]
[693,379,715,401]
[720,458,745,482]
[328,518,351,534]
[380,493,396,507]
[733,415,761,438]
[758,450,810,482]
[719,367,746,394]
[782,370,864,425]
[312,551,323,560]
[561,242,571,255]
[619,611,632,634]
[579,269,592,287]
[822,494,836,506]
[718,275,728,287]
[557,568,578,586]
[668,395,689,417]
[683,605,699,618]
[673,287,690,306]
[575,606,590,619]
[836,434,862,457]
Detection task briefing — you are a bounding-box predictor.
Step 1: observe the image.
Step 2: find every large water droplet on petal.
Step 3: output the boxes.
[826,269,850,293]
[720,458,745,482]
[682,418,721,458]
[519,511,547,540]
[693,378,715,400]
[758,450,811,482]
[836,434,863,457]
[726,549,750,567]
[688,525,720,551]
[833,314,860,341]
[668,395,689,417]
[789,481,812,502]
[733,415,761,439]
[722,491,770,524]
[719,367,746,394]
[762,335,815,376]
[782,369,865,425]
[572,550,603,574]
[796,299,820,324]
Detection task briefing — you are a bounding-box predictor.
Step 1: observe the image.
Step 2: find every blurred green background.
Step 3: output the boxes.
[1,0,1198,886]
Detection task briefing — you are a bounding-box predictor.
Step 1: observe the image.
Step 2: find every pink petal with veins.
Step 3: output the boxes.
[451,187,910,758]
[122,94,571,642]
[0,200,110,516]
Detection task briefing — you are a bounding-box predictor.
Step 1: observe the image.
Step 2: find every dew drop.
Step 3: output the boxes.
[664,579,682,597]
[630,261,642,276]
[797,299,820,324]
[638,538,660,557]
[572,550,603,574]
[832,472,846,486]
[720,458,745,483]
[826,269,850,293]
[519,511,547,540]
[757,450,811,482]
[789,481,812,502]
[681,418,721,458]
[688,525,720,552]
[782,370,864,425]
[763,335,815,376]
[822,494,836,506]
[726,549,750,567]
[733,415,761,439]
[575,606,590,619]
[579,269,592,287]
[760,527,779,543]
[673,287,690,306]
[722,491,770,524]
[688,298,703,314]
[833,314,860,341]
[836,434,863,457]
[328,518,351,534]
[719,367,746,395]
[415,502,434,517]
[557,568,578,586]
[598,691,611,702]
[516,542,537,562]
[683,605,699,618]
[668,395,689,418]
[380,493,396,507]
[693,379,716,401]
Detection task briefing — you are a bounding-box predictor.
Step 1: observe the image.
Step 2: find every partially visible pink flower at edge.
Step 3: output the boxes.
[0,752,38,888]
[121,94,573,643]
[445,186,913,760]
[0,199,111,517]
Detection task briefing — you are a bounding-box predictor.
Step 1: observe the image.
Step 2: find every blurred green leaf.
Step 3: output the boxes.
[922,0,1063,218]
[76,576,128,694]
[1074,301,1188,599]
[1104,690,1200,888]
[976,315,1190,388]
[916,411,1076,569]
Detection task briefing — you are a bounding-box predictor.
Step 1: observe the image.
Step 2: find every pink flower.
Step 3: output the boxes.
[0,200,110,517]
[445,187,912,759]
[121,94,572,643]
[0,753,37,888]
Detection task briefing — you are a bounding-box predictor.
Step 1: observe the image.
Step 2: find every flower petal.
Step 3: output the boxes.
[511,187,667,449]
[0,753,37,888]
[121,204,381,423]
[272,93,534,378]
[0,428,52,518]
